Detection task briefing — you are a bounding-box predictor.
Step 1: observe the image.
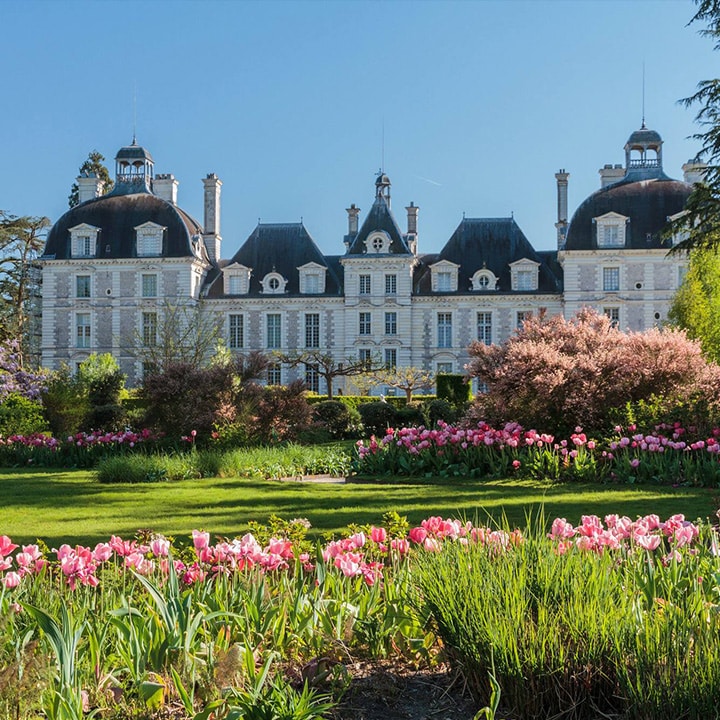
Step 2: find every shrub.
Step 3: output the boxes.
[41,366,88,438]
[247,380,313,444]
[311,400,360,438]
[77,353,126,430]
[395,402,425,428]
[467,308,720,434]
[436,374,472,406]
[0,394,48,436]
[358,401,398,437]
[142,361,236,440]
[423,398,459,427]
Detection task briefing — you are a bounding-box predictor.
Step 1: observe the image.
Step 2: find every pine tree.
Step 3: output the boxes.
[68,150,113,208]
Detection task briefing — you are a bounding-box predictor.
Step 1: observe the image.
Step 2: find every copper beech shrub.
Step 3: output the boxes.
[466,308,720,434]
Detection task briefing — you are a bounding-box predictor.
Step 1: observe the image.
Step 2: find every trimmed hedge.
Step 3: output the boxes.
[307,394,437,410]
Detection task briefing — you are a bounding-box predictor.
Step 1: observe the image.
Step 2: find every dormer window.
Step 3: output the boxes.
[69,223,100,258]
[667,210,690,247]
[430,260,459,292]
[595,212,628,248]
[261,272,287,294]
[224,264,251,295]
[472,269,497,291]
[298,262,327,294]
[135,222,165,257]
[366,231,390,254]
[510,258,540,291]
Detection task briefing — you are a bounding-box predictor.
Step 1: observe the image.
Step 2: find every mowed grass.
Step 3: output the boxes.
[2,467,718,547]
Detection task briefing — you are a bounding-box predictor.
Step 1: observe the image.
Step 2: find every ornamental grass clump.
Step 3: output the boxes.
[414,513,720,720]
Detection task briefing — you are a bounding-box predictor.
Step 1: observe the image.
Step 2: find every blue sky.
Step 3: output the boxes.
[1,0,714,256]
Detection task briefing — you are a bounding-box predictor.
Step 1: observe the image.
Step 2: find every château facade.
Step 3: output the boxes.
[40,125,700,392]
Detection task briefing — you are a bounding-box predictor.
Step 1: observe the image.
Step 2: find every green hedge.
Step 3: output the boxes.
[306,394,436,410]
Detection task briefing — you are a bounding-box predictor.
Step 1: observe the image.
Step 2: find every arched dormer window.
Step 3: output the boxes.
[261,272,287,294]
[365,231,391,254]
[472,269,497,291]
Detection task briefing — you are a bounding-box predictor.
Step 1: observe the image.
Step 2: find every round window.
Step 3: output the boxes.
[269,277,280,290]
[372,236,384,252]
[478,275,490,288]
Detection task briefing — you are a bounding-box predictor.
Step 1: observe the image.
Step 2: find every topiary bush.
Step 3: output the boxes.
[41,366,88,438]
[358,401,398,438]
[423,398,459,427]
[395,402,425,428]
[0,393,48,437]
[436,373,472,406]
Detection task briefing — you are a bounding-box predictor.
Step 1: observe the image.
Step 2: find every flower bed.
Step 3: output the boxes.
[1,511,719,719]
[355,420,720,485]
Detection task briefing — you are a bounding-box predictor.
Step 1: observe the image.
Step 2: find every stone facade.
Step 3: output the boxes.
[40,126,697,391]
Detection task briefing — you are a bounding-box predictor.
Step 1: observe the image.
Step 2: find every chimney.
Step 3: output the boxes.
[346,203,360,235]
[154,173,178,205]
[202,173,222,263]
[683,159,707,185]
[555,169,569,249]
[599,163,625,188]
[406,201,419,254]
[77,173,105,204]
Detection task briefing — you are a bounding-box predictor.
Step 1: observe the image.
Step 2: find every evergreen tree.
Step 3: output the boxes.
[68,150,113,208]
[671,1,720,251]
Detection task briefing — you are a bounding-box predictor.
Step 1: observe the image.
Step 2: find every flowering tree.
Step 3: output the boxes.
[0,339,47,402]
[466,308,720,433]
[371,366,435,402]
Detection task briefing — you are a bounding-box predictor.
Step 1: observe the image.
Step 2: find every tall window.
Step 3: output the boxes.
[437,271,452,291]
[604,307,620,328]
[359,274,371,295]
[266,314,282,349]
[305,274,319,294]
[229,314,244,349]
[603,267,620,292]
[142,312,157,347]
[516,310,532,329]
[384,348,397,369]
[438,313,452,348]
[138,231,162,256]
[385,274,397,295]
[384,311,397,336]
[76,275,91,298]
[141,274,157,298]
[76,313,91,348]
[359,312,371,335]
[267,362,282,385]
[477,312,492,345]
[305,313,320,348]
[359,348,372,367]
[599,225,622,247]
[227,275,242,294]
[305,363,320,393]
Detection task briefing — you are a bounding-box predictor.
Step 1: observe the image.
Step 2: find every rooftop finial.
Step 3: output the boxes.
[132,81,137,145]
[641,61,646,129]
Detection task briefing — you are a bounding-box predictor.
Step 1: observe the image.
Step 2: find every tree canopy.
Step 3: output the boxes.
[670,0,720,252]
[68,150,113,208]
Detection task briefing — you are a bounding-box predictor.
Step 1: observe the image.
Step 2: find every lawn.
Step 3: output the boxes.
[2,467,717,546]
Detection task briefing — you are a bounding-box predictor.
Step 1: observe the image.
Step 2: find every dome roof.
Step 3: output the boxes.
[626,126,662,148]
[375,173,391,187]
[115,143,154,162]
[42,192,203,260]
[564,177,691,251]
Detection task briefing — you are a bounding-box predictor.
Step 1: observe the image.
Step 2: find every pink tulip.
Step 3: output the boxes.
[3,571,21,589]
[408,527,428,544]
[370,526,387,544]
[0,535,18,557]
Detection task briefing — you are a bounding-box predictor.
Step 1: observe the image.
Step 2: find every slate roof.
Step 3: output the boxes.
[564,178,692,251]
[414,218,562,294]
[206,223,342,297]
[116,143,154,162]
[346,196,412,255]
[42,191,204,260]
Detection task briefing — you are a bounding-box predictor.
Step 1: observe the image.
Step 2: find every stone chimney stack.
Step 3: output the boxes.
[555,169,569,249]
[346,204,360,235]
[683,159,707,185]
[406,201,419,254]
[202,173,222,263]
[154,173,179,205]
[77,173,105,204]
[599,164,625,188]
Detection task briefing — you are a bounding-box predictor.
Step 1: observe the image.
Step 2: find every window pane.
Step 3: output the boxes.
[142,312,157,347]
[385,274,397,295]
[141,274,157,298]
[267,314,281,349]
[437,272,451,291]
[517,311,531,329]
[359,312,371,335]
[438,313,452,348]
[76,313,90,348]
[229,314,244,349]
[477,312,492,345]
[228,275,242,294]
[359,274,371,295]
[305,275,319,294]
[267,362,282,385]
[384,348,396,369]
[516,270,534,291]
[603,267,620,292]
[603,307,620,328]
[305,313,320,348]
[305,363,320,393]
[384,312,397,335]
[76,275,91,298]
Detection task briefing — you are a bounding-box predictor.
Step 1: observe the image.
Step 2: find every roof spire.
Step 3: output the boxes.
[641,61,646,129]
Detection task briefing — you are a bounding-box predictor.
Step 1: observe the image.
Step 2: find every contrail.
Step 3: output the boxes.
[414,174,442,187]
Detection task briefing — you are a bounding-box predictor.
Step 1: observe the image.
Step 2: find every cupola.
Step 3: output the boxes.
[114,138,154,193]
